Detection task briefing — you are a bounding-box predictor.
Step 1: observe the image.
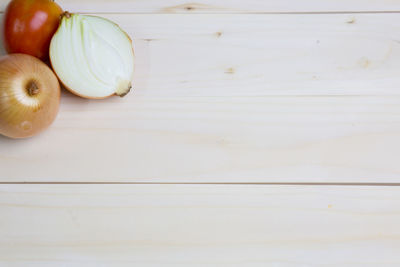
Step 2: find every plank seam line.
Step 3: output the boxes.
[0,182,400,186]
[2,11,400,15]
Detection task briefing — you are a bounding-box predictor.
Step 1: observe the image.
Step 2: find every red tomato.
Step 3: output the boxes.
[3,0,63,60]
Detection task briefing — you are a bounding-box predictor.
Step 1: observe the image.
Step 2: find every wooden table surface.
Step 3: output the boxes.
[1,0,400,265]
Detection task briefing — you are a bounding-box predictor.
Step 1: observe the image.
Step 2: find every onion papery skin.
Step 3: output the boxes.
[50,13,135,99]
[0,54,61,139]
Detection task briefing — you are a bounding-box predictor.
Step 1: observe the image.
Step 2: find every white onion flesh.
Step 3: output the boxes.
[50,13,134,99]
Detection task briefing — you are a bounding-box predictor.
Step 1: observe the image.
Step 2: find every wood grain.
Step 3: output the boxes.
[1,13,400,183]
[2,0,400,13]
[0,184,399,266]
[1,95,399,183]
[126,13,400,97]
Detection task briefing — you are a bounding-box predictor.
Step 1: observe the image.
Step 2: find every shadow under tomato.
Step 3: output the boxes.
[0,15,5,56]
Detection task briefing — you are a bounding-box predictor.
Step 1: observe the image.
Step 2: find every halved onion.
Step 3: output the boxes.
[50,12,134,99]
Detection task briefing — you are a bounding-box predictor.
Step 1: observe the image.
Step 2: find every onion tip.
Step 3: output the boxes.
[116,82,132,98]
[61,11,72,19]
[27,80,40,96]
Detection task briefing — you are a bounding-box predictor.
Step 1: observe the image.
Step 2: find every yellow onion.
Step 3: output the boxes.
[50,12,134,99]
[0,54,60,139]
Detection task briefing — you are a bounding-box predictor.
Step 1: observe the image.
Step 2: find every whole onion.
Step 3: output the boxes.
[0,54,60,139]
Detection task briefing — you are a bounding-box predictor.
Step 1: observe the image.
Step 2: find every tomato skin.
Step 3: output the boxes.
[3,0,63,60]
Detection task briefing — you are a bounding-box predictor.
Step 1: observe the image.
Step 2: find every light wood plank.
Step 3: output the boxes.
[3,13,400,97]
[2,0,400,13]
[0,184,399,266]
[1,95,400,182]
[1,14,400,182]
